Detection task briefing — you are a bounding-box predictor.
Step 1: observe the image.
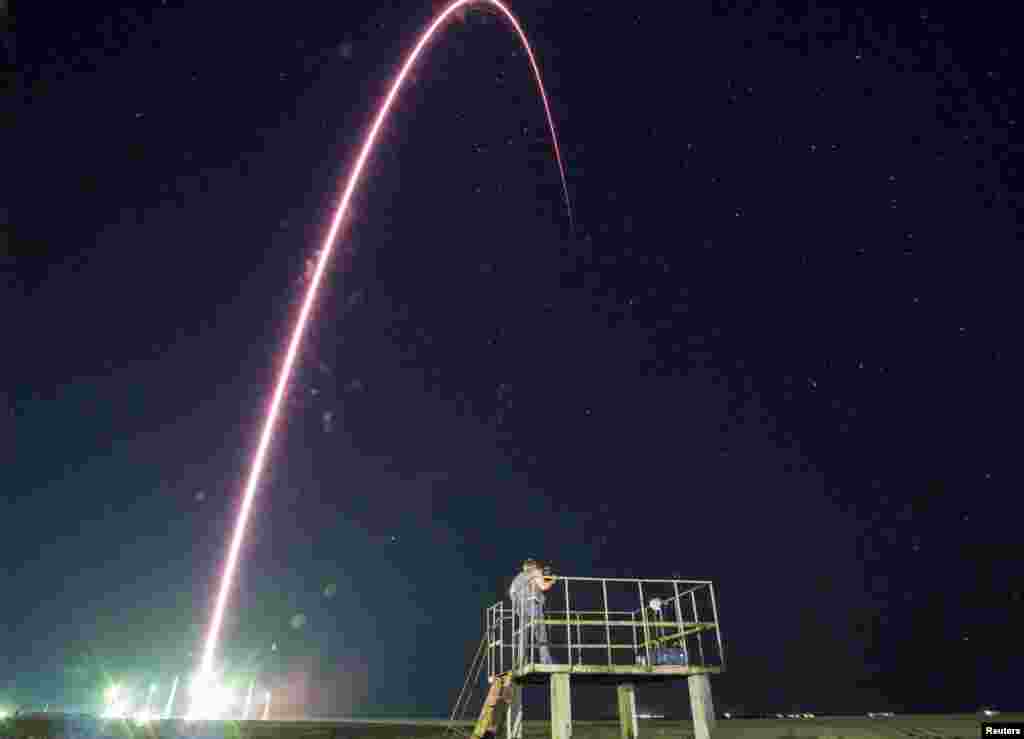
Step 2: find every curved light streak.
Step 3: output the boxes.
[196,0,573,687]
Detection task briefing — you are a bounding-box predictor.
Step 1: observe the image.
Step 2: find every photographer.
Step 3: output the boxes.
[509,559,557,665]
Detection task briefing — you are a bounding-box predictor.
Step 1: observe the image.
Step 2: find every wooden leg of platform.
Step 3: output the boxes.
[616,683,638,739]
[687,673,716,739]
[472,678,506,739]
[505,682,522,739]
[550,674,572,739]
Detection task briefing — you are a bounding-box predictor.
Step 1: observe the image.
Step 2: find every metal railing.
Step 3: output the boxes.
[485,576,724,678]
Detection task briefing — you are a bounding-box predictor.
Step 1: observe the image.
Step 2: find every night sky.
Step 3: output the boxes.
[5,0,1021,721]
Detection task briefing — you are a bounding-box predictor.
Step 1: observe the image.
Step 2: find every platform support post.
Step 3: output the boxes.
[550,673,572,739]
[687,672,716,739]
[506,682,522,739]
[617,683,639,739]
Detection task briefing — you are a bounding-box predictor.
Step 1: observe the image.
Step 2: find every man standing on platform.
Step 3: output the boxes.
[510,559,557,665]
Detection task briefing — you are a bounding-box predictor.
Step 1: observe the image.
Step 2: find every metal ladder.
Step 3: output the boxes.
[446,635,488,738]
[447,633,516,739]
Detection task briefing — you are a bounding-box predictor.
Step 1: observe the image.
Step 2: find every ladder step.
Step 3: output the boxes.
[471,675,511,739]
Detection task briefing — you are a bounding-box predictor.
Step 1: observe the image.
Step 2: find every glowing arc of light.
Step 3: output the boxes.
[196,0,573,682]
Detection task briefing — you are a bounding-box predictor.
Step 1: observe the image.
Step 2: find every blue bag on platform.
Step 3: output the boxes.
[651,647,688,666]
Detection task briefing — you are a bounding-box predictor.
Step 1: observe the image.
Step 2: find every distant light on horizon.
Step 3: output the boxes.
[164,675,180,719]
[103,684,129,720]
[243,679,256,720]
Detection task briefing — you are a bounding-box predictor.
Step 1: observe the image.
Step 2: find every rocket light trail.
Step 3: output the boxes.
[194,0,573,698]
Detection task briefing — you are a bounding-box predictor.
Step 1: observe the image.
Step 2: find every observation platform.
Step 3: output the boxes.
[485,577,726,683]
[457,576,726,739]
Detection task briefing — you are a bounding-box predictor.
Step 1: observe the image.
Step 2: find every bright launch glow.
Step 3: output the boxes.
[193,0,572,705]
[186,672,235,721]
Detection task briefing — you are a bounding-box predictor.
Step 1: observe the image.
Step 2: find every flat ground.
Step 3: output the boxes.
[2,714,1014,739]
